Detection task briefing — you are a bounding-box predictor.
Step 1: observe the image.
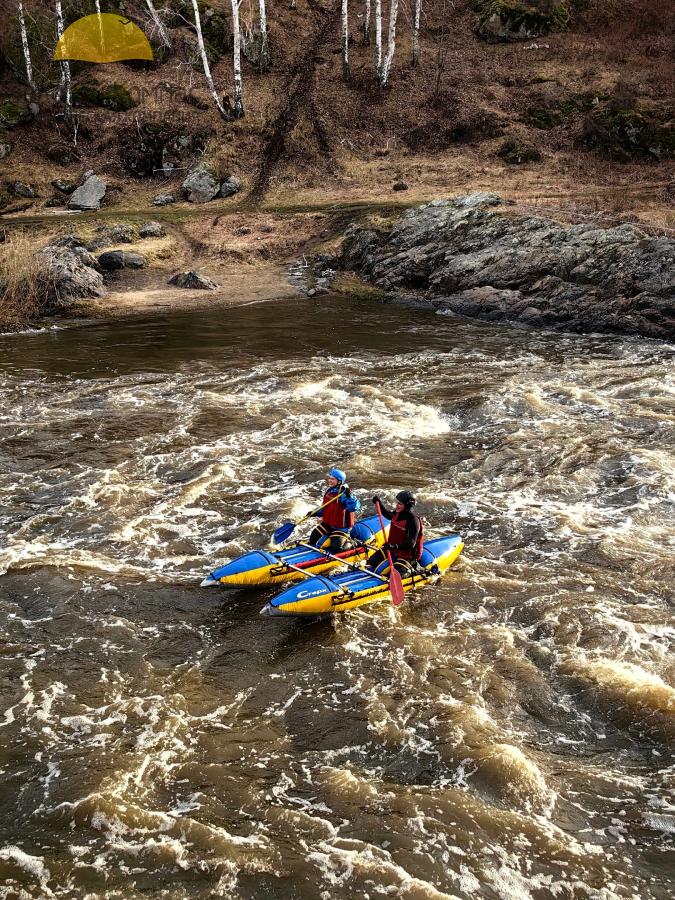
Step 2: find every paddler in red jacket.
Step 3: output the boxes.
[368,491,424,575]
[309,467,361,552]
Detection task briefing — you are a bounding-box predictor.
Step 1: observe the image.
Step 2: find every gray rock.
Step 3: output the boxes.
[182,166,220,203]
[38,243,106,300]
[98,250,146,271]
[393,181,408,192]
[219,175,242,198]
[68,175,107,210]
[13,182,37,199]
[153,193,176,206]
[52,178,77,194]
[44,197,64,208]
[87,223,137,251]
[330,194,675,340]
[0,142,12,159]
[139,221,165,238]
[169,270,219,290]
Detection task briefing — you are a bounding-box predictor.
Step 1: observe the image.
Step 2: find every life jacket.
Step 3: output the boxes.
[388,510,424,561]
[321,488,354,530]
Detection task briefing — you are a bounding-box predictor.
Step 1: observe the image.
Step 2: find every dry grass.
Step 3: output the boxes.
[0,232,56,330]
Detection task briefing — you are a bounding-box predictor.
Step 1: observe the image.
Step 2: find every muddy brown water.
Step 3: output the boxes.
[0,296,673,899]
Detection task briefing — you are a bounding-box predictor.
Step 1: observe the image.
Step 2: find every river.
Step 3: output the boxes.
[0,295,673,899]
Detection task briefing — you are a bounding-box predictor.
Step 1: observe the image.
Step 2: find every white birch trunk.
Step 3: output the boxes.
[231,0,244,118]
[259,0,269,64]
[190,0,227,118]
[374,0,382,77]
[93,0,107,59]
[412,0,421,66]
[379,0,398,87]
[364,0,370,44]
[54,0,71,120]
[144,0,172,49]
[18,0,35,90]
[341,0,349,81]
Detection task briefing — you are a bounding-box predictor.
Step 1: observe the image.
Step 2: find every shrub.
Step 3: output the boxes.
[0,233,57,329]
[497,138,542,163]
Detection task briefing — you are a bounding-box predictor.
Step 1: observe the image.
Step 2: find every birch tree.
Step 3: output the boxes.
[144,0,173,50]
[363,0,370,44]
[379,0,398,87]
[54,0,71,121]
[374,0,381,77]
[17,0,35,90]
[190,0,228,118]
[412,0,421,66]
[259,0,269,66]
[231,0,244,117]
[341,0,349,81]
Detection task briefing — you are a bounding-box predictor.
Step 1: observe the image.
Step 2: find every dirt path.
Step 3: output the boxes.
[247,1,341,204]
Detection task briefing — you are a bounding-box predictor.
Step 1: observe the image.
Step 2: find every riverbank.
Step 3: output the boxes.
[1,193,674,337]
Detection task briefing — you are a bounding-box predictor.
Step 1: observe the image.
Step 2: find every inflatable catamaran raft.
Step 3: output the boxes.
[201,515,387,588]
[201,513,463,617]
[260,535,464,617]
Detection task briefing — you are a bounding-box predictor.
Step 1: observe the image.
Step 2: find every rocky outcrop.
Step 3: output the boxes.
[476,1,570,43]
[38,242,106,301]
[68,175,107,210]
[328,194,675,341]
[169,271,218,290]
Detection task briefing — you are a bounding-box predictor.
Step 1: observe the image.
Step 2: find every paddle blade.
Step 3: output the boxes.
[272,521,295,545]
[389,567,405,607]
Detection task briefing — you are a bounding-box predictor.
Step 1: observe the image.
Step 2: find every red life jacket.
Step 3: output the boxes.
[388,511,424,561]
[321,489,354,529]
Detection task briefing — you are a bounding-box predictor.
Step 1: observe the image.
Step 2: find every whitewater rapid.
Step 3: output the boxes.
[0,297,673,898]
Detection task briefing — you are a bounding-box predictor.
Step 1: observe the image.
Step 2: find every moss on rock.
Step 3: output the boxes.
[477,1,570,42]
[0,100,32,128]
[581,106,675,160]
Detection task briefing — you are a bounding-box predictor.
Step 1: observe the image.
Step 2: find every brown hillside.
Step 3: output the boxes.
[0,0,673,228]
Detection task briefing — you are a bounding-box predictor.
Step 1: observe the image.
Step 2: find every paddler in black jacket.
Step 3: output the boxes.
[368,491,424,575]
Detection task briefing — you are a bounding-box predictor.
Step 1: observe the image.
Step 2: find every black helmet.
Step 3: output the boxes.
[396,490,416,508]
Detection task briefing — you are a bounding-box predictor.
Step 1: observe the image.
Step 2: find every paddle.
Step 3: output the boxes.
[272,490,343,546]
[297,543,391,585]
[374,499,405,607]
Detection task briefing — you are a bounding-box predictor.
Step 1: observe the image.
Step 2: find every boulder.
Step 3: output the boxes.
[87,224,137,251]
[38,243,106,300]
[393,181,409,192]
[0,143,12,159]
[44,197,64,208]
[182,166,220,203]
[169,270,219,290]
[153,193,176,206]
[68,175,107,210]
[219,175,242,198]
[98,250,146,271]
[12,182,37,199]
[52,234,86,249]
[139,221,165,238]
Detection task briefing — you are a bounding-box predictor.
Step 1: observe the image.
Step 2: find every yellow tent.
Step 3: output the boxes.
[53,13,153,63]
